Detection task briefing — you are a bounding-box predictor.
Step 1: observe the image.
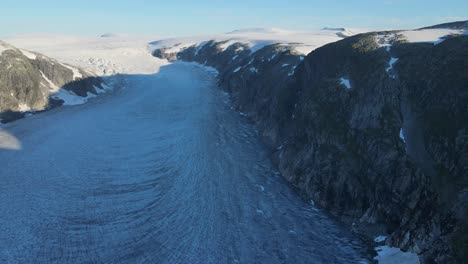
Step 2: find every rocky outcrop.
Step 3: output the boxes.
[152,22,468,263]
[0,40,106,123]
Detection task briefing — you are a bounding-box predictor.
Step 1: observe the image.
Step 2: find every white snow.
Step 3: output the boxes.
[400,128,406,143]
[386,57,399,79]
[149,27,367,57]
[268,53,277,61]
[52,89,89,106]
[19,49,37,60]
[249,67,258,73]
[387,57,398,71]
[374,246,420,264]
[39,71,59,91]
[288,66,297,76]
[400,29,465,45]
[375,34,399,79]
[163,42,198,54]
[340,77,351,89]
[0,42,14,55]
[218,40,241,51]
[5,34,169,75]
[233,67,241,73]
[282,64,289,67]
[374,236,387,243]
[93,85,106,94]
[60,63,82,80]
[17,103,31,112]
[194,41,209,55]
[375,34,397,49]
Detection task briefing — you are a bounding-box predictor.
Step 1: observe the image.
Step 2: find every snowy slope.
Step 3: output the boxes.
[400,28,466,45]
[0,40,108,115]
[5,34,169,75]
[148,27,367,57]
[0,41,15,54]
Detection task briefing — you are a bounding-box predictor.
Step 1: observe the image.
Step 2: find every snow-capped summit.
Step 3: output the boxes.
[322,27,363,38]
[99,33,130,38]
[149,27,368,58]
[321,27,347,31]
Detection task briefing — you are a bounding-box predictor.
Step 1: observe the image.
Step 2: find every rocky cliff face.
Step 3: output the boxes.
[0,40,106,122]
[152,22,468,263]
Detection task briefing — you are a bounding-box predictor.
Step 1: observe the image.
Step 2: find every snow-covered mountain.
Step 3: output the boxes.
[148,27,367,60]
[5,34,168,75]
[0,40,108,122]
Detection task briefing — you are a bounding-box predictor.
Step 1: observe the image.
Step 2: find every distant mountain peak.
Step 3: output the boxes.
[321,27,347,31]
[100,33,124,38]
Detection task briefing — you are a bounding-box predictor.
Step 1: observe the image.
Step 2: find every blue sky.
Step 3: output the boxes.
[1,0,467,37]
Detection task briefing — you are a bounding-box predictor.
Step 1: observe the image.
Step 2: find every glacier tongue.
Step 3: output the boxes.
[0,62,369,263]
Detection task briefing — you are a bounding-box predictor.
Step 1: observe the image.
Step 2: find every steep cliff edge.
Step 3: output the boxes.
[0,40,107,122]
[151,22,468,263]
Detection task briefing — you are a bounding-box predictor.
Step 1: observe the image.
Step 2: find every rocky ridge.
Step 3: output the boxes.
[151,22,468,263]
[0,40,107,122]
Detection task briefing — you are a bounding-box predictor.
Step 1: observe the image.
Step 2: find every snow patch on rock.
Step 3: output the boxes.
[400,128,406,144]
[386,57,399,79]
[376,34,399,79]
[19,49,37,60]
[39,71,59,91]
[374,236,387,243]
[374,246,419,264]
[60,63,83,80]
[5,34,168,75]
[149,28,368,57]
[18,103,31,112]
[288,66,297,76]
[400,28,465,45]
[52,89,89,106]
[340,77,351,89]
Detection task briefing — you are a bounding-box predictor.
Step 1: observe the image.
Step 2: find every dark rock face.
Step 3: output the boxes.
[0,40,106,122]
[152,24,468,263]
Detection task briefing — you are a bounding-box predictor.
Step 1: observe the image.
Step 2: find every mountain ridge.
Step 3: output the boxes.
[0,40,108,122]
[151,21,468,263]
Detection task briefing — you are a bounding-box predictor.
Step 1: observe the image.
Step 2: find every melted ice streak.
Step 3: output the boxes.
[400,128,406,143]
[0,63,369,263]
[149,27,368,56]
[376,34,399,79]
[340,77,351,89]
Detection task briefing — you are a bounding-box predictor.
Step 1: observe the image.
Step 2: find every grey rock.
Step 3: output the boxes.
[0,40,106,122]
